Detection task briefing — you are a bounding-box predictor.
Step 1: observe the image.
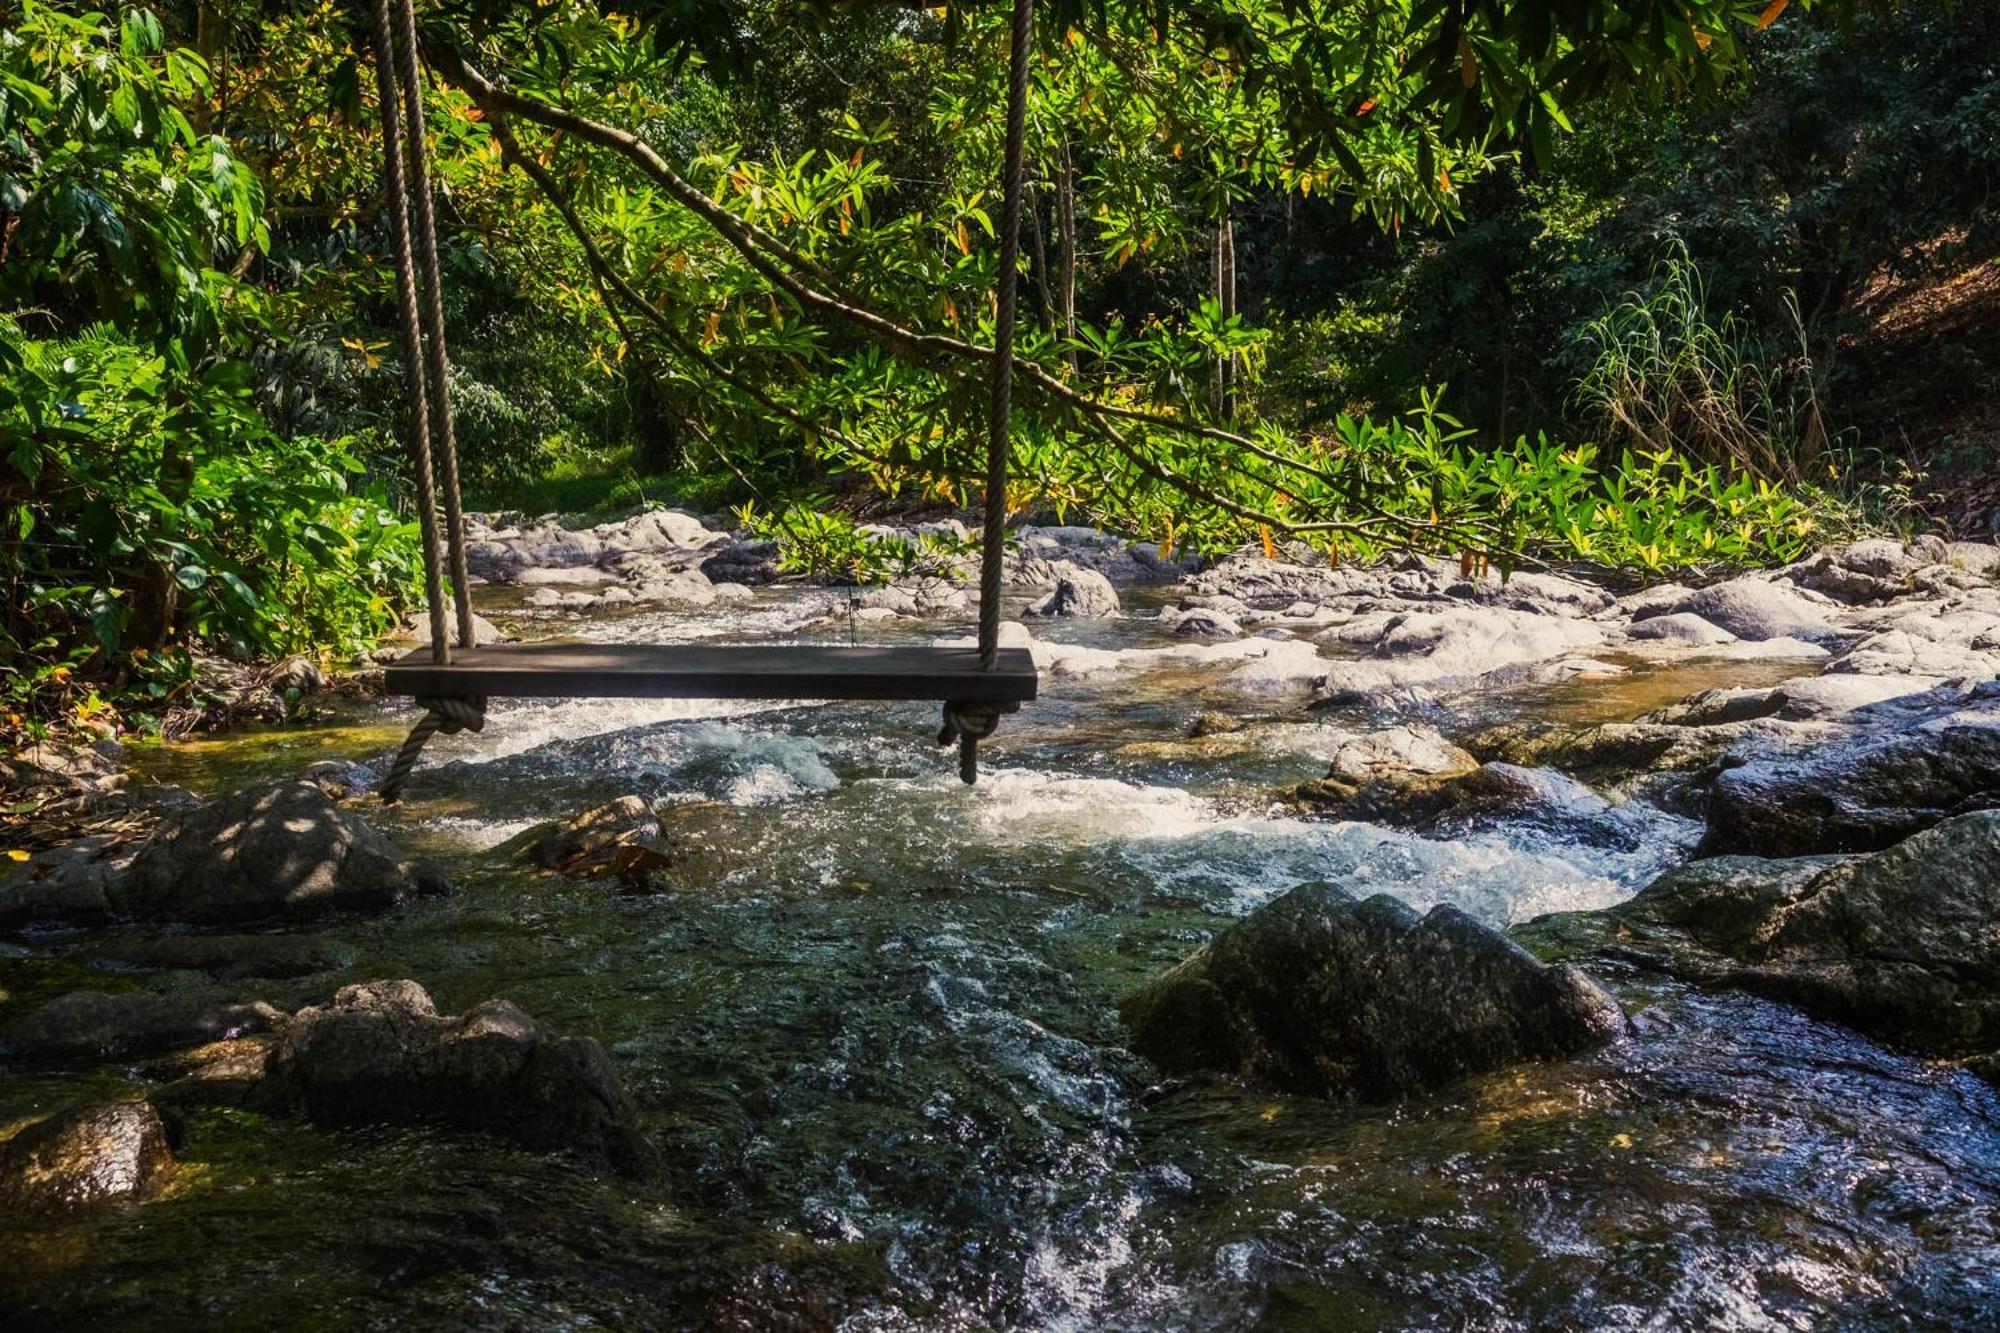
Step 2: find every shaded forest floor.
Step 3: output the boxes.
[1840,243,2000,534]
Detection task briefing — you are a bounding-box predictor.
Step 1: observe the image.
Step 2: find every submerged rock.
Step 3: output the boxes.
[1122,883,1626,1099]
[1594,812,2000,1059]
[1291,761,1574,831]
[85,932,343,981]
[0,1102,178,1210]
[1464,719,1732,781]
[261,980,651,1173]
[2,988,283,1062]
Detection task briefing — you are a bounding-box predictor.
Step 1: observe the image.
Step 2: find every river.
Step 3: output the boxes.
[6,586,1997,1328]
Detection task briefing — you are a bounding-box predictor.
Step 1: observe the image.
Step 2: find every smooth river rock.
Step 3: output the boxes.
[1638,576,1840,643]
[1121,883,1626,1099]
[1022,563,1121,618]
[0,1102,178,1210]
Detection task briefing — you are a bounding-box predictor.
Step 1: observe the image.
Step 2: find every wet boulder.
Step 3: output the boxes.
[1022,564,1120,618]
[116,780,450,924]
[1699,706,2000,856]
[1615,812,2000,1057]
[2,988,283,1062]
[262,980,651,1173]
[0,1102,178,1210]
[301,758,378,801]
[1288,725,1507,825]
[1122,884,1626,1099]
[505,795,673,889]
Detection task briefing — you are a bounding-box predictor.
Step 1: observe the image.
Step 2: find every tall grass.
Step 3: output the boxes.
[1573,244,1831,484]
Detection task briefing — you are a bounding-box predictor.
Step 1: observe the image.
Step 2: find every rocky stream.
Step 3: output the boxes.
[3,511,1998,1329]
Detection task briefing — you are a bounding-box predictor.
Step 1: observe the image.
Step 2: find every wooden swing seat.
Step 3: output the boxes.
[382,642,1039,704]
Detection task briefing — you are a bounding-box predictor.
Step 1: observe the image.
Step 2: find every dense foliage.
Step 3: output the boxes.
[6,0,1994,729]
[1,2,419,735]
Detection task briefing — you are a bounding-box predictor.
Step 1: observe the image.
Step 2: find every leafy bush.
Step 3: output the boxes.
[1,320,421,732]
[737,499,975,585]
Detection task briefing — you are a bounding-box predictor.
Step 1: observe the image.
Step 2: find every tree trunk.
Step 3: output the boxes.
[1055,140,1079,370]
[1212,206,1237,420]
[1025,175,1056,332]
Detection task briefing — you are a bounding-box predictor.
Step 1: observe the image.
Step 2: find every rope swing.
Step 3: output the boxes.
[370,0,1037,803]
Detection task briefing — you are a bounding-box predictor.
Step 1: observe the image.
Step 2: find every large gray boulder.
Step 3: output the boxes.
[1,781,448,929]
[1638,577,1838,642]
[0,1102,178,1210]
[2,989,283,1062]
[1022,564,1120,618]
[261,980,651,1173]
[1700,709,2000,856]
[124,780,448,924]
[1610,812,2000,1058]
[1121,884,1626,1099]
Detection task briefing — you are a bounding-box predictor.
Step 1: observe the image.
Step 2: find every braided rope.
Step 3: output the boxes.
[379,695,487,805]
[937,701,1002,785]
[979,0,1034,671]
[389,0,477,651]
[368,0,449,662]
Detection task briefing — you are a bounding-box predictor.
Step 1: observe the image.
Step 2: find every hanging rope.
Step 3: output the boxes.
[941,0,1035,786]
[379,696,487,804]
[979,0,1033,672]
[367,0,449,662]
[373,0,481,800]
[387,0,477,651]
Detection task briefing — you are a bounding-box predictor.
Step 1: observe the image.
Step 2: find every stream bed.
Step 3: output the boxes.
[5,589,1998,1329]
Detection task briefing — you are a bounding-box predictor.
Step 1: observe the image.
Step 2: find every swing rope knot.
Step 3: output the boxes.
[381,695,487,805]
[937,701,1003,785]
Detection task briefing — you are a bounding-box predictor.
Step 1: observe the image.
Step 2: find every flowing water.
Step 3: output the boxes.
[4,592,1998,1328]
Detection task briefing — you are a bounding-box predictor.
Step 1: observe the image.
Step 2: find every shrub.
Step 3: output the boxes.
[1,320,422,733]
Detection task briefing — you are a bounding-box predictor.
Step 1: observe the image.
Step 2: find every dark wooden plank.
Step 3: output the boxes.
[382,642,1039,703]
